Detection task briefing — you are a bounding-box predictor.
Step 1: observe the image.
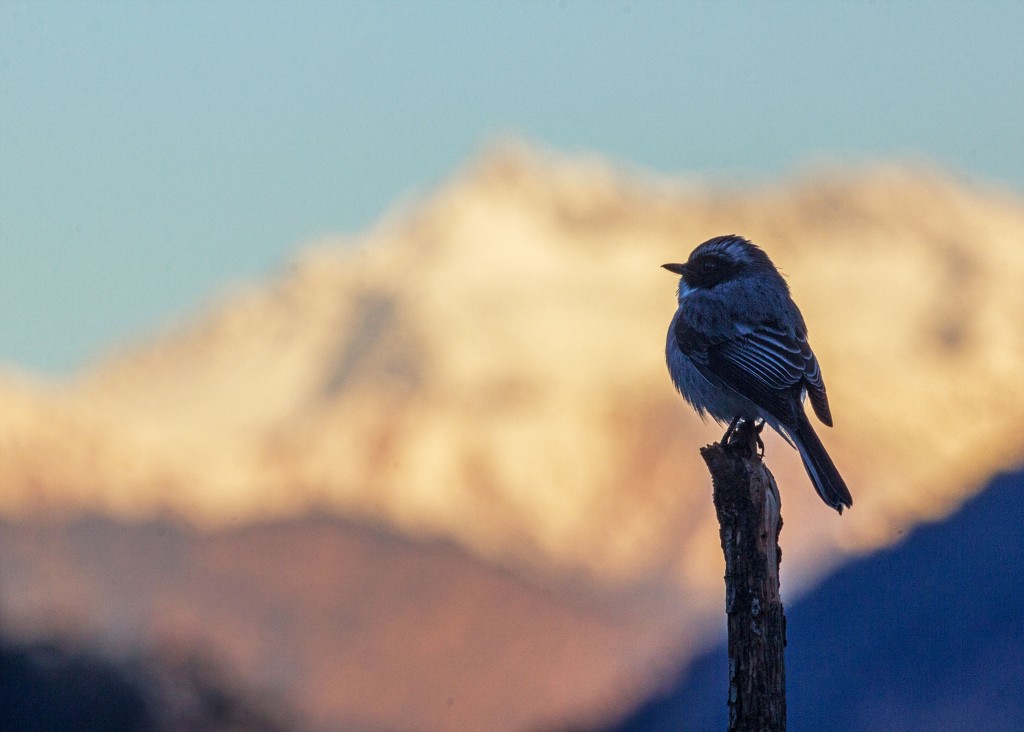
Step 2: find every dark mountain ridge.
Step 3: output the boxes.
[610,468,1024,732]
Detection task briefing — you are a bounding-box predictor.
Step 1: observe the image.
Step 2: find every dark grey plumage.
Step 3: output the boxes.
[663,235,852,513]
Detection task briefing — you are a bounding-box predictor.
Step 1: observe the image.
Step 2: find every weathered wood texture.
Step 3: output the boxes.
[701,433,786,732]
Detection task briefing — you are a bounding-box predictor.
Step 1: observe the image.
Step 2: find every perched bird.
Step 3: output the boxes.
[663,235,852,513]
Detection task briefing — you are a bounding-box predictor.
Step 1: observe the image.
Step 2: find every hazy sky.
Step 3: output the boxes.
[3,1,1023,374]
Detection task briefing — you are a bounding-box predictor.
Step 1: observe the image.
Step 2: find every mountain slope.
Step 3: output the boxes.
[0,514,685,732]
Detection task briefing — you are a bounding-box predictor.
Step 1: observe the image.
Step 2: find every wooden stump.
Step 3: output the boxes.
[701,431,786,732]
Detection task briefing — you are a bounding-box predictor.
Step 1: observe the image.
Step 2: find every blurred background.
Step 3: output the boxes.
[2,2,1023,730]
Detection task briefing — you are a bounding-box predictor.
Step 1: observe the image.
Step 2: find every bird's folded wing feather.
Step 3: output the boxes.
[675,319,832,427]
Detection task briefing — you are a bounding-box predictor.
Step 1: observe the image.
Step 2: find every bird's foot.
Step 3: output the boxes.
[723,418,764,459]
[721,416,743,446]
[753,419,765,457]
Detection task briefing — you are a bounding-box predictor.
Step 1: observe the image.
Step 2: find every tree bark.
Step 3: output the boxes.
[701,431,786,732]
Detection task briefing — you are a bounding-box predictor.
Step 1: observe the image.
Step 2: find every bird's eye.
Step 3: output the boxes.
[701,260,719,271]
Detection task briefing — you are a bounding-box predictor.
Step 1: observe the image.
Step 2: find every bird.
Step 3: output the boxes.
[663,234,852,513]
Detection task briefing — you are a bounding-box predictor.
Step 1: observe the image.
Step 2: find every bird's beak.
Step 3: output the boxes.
[662,262,689,276]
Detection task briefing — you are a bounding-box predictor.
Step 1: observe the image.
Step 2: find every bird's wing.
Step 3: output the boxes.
[675,319,832,427]
[800,339,832,426]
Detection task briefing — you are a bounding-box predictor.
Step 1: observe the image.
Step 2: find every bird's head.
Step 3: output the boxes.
[662,235,781,292]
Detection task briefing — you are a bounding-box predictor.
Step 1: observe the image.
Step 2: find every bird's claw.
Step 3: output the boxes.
[753,419,765,457]
[722,418,765,458]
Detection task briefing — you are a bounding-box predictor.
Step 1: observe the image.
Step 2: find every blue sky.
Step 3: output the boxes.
[2,1,1023,374]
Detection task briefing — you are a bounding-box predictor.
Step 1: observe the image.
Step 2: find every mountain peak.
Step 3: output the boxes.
[2,150,1024,601]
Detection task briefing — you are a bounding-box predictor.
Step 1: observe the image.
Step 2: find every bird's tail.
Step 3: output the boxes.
[791,412,853,513]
